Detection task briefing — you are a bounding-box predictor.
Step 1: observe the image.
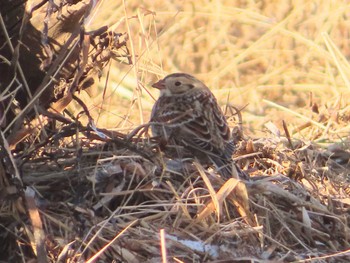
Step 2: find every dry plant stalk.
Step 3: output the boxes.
[1,1,350,262]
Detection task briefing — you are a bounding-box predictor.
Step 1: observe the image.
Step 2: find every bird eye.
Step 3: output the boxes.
[174,81,181,86]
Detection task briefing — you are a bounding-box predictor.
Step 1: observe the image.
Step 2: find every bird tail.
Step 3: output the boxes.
[209,156,249,180]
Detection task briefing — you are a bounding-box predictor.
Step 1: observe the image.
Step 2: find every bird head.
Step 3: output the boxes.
[152,73,207,96]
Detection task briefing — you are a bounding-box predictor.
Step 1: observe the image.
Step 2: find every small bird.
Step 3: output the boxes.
[150,73,247,179]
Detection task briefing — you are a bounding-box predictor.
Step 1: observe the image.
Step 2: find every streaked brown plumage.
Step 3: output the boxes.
[150,73,247,179]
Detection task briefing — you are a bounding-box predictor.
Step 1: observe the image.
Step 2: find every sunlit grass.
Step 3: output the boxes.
[7,1,350,261]
[81,0,350,144]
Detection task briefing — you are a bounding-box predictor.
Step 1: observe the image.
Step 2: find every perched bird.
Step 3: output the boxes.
[150,73,247,179]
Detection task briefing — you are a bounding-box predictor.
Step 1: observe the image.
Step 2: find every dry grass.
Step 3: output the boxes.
[85,1,350,141]
[2,0,350,262]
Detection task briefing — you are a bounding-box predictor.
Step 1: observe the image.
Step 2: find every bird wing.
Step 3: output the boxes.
[179,92,233,159]
[151,90,234,159]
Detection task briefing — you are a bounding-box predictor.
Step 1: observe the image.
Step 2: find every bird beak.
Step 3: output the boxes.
[152,79,166,90]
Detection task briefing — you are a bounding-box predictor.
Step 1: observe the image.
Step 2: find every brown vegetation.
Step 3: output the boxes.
[1,1,350,262]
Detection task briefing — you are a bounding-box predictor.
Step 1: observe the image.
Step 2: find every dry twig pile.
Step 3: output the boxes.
[1,1,350,262]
